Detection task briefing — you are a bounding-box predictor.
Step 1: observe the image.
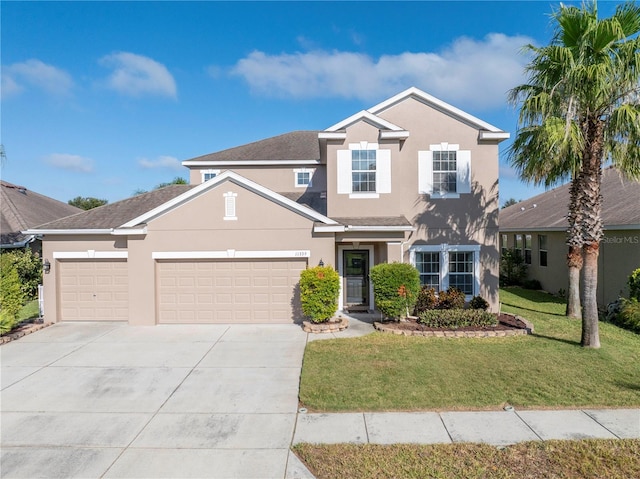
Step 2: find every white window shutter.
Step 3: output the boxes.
[418,150,433,194]
[456,150,471,194]
[377,149,391,194]
[337,149,351,194]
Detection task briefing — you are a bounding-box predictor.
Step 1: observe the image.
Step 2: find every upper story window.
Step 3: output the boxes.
[418,143,471,198]
[201,169,220,183]
[433,150,457,194]
[336,142,391,198]
[351,149,376,193]
[294,168,314,188]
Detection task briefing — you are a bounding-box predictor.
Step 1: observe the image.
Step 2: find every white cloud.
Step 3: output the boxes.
[44,153,94,173]
[99,52,177,98]
[499,164,519,179]
[2,59,73,99]
[138,155,182,170]
[229,33,533,110]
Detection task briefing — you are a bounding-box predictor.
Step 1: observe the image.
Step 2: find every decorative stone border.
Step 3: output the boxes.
[302,317,349,333]
[373,313,534,338]
[1,320,53,345]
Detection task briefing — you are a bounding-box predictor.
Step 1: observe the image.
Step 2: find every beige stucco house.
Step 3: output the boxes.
[500,167,640,306]
[27,87,509,325]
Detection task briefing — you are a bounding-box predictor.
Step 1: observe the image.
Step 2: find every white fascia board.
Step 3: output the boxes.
[313,225,346,233]
[53,251,128,259]
[369,86,507,134]
[379,130,410,140]
[22,229,113,235]
[153,250,310,260]
[324,110,405,132]
[182,159,320,167]
[345,225,416,232]
[318,131,347,140]
[479,131,510,141]
[112,227,147,235]
[121,170,338,228]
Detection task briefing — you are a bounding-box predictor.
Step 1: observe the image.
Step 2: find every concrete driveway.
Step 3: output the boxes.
[1,322,314,479]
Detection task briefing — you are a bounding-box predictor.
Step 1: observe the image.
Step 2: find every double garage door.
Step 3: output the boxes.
[156,259,307,323]
[58,258,306,323]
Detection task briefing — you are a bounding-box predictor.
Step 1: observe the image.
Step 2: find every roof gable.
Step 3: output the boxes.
[121,171,338,228]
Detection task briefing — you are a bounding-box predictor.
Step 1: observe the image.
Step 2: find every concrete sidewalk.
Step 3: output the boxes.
[292,408,640,447]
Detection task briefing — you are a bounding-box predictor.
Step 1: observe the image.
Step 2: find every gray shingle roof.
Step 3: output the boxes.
[500,168,640,231]
[183,131,320,163]
[278,191,327,216]
[32,185,194,230]
[1,181,83,245]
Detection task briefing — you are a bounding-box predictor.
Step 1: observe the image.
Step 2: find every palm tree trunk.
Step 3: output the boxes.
[581,242,600,348]
[566,246,582,318]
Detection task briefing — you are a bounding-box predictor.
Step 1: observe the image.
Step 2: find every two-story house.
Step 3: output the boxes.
[28,87,508,325]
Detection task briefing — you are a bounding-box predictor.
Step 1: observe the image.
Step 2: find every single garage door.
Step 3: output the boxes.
[156,259,307,323]
[58,260,129,321]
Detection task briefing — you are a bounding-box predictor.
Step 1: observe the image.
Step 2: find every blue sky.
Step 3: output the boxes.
[1,1,623,205]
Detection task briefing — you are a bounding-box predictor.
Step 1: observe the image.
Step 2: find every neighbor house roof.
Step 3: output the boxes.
[182,130,321,166]
[1,180,83,247]
[500,168,640,232]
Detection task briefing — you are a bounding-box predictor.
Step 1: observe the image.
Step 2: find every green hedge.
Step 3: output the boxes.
[0,249,42,300]
[370,262,420,320]
[612,298,640,334]
[0,258,25,334]
[628,268,640,301]
[418,309,498,329]
[300,266,340,323]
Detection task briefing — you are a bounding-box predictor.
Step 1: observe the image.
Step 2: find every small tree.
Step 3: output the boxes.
[500,248,527,287]
[1,249,42,300]
[299,266,340,323]
[68,196,108,210]
[370,262,420,320]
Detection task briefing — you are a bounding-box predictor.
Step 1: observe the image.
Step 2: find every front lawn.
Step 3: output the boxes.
[294,439,640,479]
[299,288,640,411]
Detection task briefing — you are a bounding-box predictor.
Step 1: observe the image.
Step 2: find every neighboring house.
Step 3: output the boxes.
[1,180,82,252]
[500,167,640,306]
[27,87,509,325]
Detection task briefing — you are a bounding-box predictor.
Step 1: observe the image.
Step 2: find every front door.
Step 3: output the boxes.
[344,250,369,310]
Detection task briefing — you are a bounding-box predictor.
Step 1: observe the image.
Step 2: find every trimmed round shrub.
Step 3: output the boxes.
[299,266,340,323]
[418,309,498,329]
[628,268,640,301]
[470,295,490,310]
[370,262,420,320]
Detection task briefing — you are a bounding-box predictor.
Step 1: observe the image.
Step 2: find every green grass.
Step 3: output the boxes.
[299,288,640,411]
[17,300,40,322]
[293,439,640,479]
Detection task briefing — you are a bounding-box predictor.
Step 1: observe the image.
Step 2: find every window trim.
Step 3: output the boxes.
[410,244,481,299]
[294,168,314,188]
[201,169,220,183]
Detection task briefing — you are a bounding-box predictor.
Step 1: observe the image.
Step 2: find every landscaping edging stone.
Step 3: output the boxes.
[302,317,349,333]
[373,313,534,338]
[0,319,53,345]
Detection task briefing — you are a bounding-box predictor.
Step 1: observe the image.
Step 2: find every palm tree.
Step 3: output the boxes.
[509,1,640,347]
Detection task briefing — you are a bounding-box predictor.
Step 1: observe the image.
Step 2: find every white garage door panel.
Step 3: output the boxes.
[58,260,129,321]
[157,259,306,324]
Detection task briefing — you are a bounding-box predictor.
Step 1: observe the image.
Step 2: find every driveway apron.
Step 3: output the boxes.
[1,322,308,479]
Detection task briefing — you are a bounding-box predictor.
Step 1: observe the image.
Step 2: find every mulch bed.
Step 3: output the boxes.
[374,313,534,337]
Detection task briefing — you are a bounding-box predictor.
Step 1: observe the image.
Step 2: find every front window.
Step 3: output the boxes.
[296,171,311,187]
[501,234,508,255]
[524,234,532,264]
[539,235,548,267]
[514,234,523,258]
[449,251,474,295]
[351,149,376,192]
[415,252,440,291]
[433,150,457,194]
